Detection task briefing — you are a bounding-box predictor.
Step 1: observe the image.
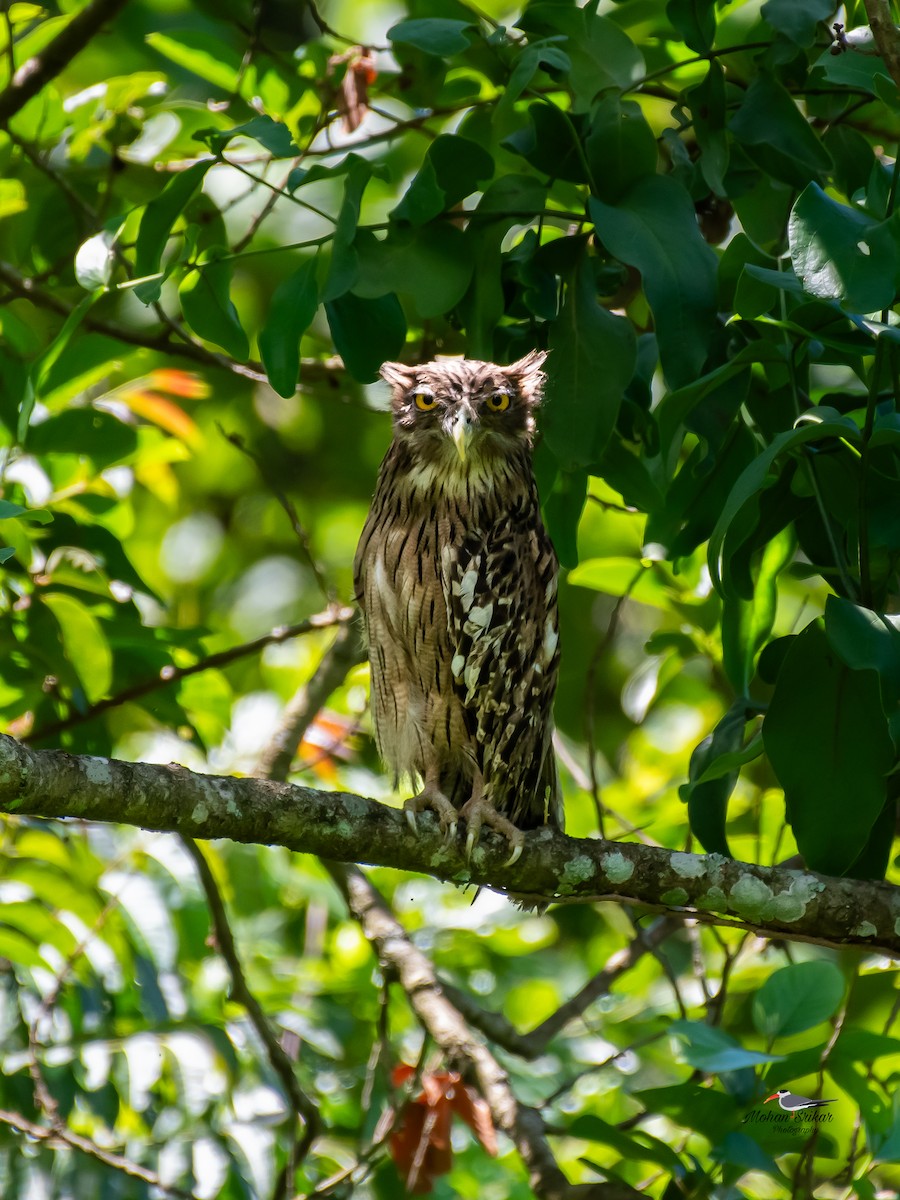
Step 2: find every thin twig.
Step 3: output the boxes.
[180,836,319,1191]
[23,606,354,744]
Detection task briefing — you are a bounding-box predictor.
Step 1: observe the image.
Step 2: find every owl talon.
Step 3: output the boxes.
[504,841,523,868]
[404,786,457,842]
[459,794,525,866]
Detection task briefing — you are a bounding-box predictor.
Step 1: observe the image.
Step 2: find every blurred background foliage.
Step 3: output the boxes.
[1,0,900,1196]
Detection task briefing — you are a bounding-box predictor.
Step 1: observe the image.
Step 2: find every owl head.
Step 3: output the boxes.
[380,351,547,468]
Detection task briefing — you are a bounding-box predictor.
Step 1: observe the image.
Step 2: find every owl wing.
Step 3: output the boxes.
[442,500,560,828]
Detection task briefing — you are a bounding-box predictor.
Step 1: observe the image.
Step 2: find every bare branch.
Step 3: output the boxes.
[2,733,899,957]
[0,1106,198,1199]
[24,606,354,744]
[863,0,900,89]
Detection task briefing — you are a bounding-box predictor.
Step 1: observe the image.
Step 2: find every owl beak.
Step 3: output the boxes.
[450,410,474,463]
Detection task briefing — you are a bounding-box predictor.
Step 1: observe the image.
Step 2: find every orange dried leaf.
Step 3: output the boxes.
[120,390,204,448]
[450,1083,498,1156]
[148,369,210,398]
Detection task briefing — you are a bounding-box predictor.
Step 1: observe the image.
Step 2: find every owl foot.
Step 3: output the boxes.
[404,786,458,844]
[459,796,525,867]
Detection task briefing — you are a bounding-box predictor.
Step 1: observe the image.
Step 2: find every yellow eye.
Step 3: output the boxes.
[414,392,437,411]
[486,393,510,412]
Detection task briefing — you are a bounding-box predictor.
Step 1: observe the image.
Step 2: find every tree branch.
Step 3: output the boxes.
[24,606,354,745]
[864,0,900,90]
[0,0,128,126]
[1,733,898,957]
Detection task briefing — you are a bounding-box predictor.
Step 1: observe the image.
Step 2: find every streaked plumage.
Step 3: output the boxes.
[354,353,561,861]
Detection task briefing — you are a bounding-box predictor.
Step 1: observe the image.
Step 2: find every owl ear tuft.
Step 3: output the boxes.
[380,361,418,391]
[503,349,548,404]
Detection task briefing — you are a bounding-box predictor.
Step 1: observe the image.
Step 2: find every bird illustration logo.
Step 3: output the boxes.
[764,1089,837,1118]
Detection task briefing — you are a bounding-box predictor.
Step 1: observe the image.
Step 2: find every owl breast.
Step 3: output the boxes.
[355,479,475,797]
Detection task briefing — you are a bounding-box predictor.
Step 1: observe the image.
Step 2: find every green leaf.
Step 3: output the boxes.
[680,700,747,856]
[824,596,900,740]
[752,960,845,1038]
[667,0,716,53]
[325,292,406,383]
[762,0,834,46]
[258,257,319,398]
[671,1020,783,1072]
[515,5,644,109]
[19,289,101,443]
[542,469,587,569]
[195,114,299,157]
[355,224,474,317]
[179,247,249,360]
[322,156,371,302]
[387,18,475,55]
[543,254,637,469]
[729,73,832,188]
[690,62,729,194]
[133,160,212,304]
[145,31,241,91]
[584,96,658,203]
[762,620,895,876]
[567,1113,684,1173]
[788,183,899,314]
[42,592,113,704]
[709,417,862,594]
[721,526,795,693]
[391,134,494,225]
[503,101,588,184]
[811,42,892,95]
[589,177,718,387]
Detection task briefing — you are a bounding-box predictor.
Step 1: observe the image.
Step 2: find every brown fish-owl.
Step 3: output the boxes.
[354,352,561,863]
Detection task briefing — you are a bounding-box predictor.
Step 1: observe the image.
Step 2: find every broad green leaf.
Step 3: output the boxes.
[133,160,212,304]
[789,183,899,314]
[195,114,299,157]
[542,469,587,569]
[712,1133,790,1184]
[258,257,319,398]
[671,1020,782,1072]
[721,526,795,693]
[179,248,249,360]
[680,700,747,855]
[709,417,862,594]
[355,224,474,317]
[690,62,729,194]
[387,18,475,55]
[584,96,658,203]
[667,0,716,53]
[325,292,406,383]
[811,42,892,94]
[391,134,494,225]
[762,0,834,46]
[0,500,51,522]
[567,1113,684,1173]
[503,101,588,184]
[753,960,845,1038]
[19,289,101,443]
[589,178,717,387]
[515,5,644,109]
[762,621,895,876]
[42,592,113,704]
[146,31,241,91]
[543,255,637,468]
[730,73,832,188]
[322,156,371,302]
[824,596,900,740]
[635,1082,740,1142]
